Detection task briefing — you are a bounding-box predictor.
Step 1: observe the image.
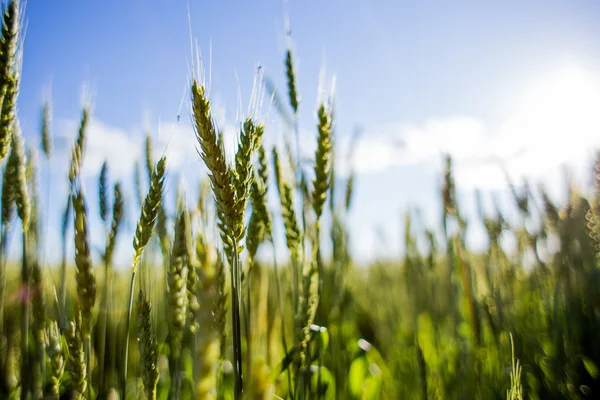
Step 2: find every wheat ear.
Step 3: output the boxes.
[0,0,19,163]
[98,160,109,224]
[40,101,52,160]
[72,184,96,400]
[44,321,65,399]
[68,109,90,185]
[285,49,299,115]
[0,123,16,335]
[65,316,86,399]
[193,80,264,399]
[312,103,333,221]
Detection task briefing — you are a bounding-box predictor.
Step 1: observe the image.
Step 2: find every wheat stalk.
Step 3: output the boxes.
[0,6,20,336]
[122,156,166,398]
[167,208,189,397]
[7,122,32,400]
[0,124,17,336]
[193,232,220,399]
[192,79,263,399]
[98,181,124,394]
[138,289,159,400]
[26,149,46,399]
[214,255,228,392]
[58,193,72,326]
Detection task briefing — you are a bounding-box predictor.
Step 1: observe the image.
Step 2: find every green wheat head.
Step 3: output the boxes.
[285,49,300,114]
[98,161,109,224]
[8,124,29,231]
[40,101,53,159]
[272,147,300,257]
[72,186,96,333]
[44,321,65,398]
[68,108,90,185]
[132,156,166,270]
[191,81,237,258]
[65,317,86,399]
[312,103,333,220]
[104,182,125,267]
[0,0,20,162]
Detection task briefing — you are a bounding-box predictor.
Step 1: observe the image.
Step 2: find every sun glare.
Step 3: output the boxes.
[496,65,600,179]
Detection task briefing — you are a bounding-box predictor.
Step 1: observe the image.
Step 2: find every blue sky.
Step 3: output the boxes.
[14,1,600,266]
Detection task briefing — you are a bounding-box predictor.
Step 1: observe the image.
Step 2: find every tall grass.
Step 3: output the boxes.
[0,3,599,400]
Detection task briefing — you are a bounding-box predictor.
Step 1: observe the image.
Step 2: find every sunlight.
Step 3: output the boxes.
[458,64,600,189]
[500,65,600,167]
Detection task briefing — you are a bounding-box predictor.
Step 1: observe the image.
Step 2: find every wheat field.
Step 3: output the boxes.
[0,1,599,399]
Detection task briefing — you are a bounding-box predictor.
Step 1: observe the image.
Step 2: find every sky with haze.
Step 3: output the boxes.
[14,0,600,266]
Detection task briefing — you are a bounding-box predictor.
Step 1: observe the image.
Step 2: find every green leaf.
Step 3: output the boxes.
[319,327,330,353]
[349,356,368,397]
[268,346,297,381]
[583,356,599,379]
[311,366,336,400]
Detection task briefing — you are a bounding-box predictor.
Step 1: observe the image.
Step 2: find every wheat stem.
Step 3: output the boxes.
[122,156,166,399]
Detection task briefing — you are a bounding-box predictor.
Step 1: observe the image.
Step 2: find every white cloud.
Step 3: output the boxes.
[54,117,142,181]
[55,116,213,185]
[349,65,600,190]
[83,119,141,180]
[155,121,200,171]
[343,115,487,177]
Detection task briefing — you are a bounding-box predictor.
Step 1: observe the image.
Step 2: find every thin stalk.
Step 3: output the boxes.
[230,238,243,399]
[0,225,9,335]
[291,256,300,319]
[293,117,308,312]
[270,239,294,398]
[43,158,52,264]
[42,157,53,311]
[20,230,30,400]
[216,361,224,400]
[122,270,137,399]
[85,334,92,400]
[107,273,115,389]
[172,358,181,400]
[98,259,110,394]
[244,268,252,382]
[59,194,70,328]
[317,333,322,400]
[244,264,252,383]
